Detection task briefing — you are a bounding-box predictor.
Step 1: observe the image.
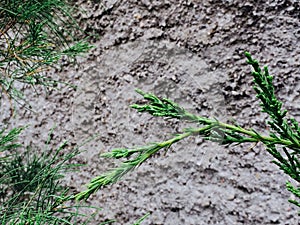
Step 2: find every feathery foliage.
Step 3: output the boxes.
[77,52,300,212]
[0,1,149,223]
[1,0,299,222]
[0,0,92,105]
[0,127,101,224]
[0,0,99,224]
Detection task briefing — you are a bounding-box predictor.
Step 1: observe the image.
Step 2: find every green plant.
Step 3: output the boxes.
[0,0,92,106]
[0,127,150,224]
[0,127,149,225]
[0,128,102,224]
[0,1,150,224]
[76,52,300,213]
[3,0,298,223]
[0,1,98,224]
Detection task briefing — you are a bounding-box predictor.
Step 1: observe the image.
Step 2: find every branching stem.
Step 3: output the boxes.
[76,52,300,212]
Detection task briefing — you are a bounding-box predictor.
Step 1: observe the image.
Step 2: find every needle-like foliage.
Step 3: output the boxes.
[0,1,149,223]
[0,127,102,224]
[0,1,102,224]
[0,0,92,105]
[77,52,300,213]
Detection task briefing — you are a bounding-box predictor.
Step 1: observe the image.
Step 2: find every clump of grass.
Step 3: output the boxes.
[77,52,300,214]
[0,0,93,106]
[0,126,149,224]
[0,2,150,222]
[0,127,102,224]
[0,0,94,223]
[0,1,100,224]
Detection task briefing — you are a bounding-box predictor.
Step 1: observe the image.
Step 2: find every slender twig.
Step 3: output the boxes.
[77,53,300,212]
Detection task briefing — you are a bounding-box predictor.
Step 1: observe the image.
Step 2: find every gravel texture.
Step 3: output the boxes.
[3,0,300,224]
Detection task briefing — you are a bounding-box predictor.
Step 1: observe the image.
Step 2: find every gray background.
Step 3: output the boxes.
[2,0,300,224]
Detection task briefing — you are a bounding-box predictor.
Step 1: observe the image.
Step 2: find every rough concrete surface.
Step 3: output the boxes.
[3,0,300,224]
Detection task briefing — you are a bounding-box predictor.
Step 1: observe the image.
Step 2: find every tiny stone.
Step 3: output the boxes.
[286,6,295,12]
[268,213,280,223]
[133,13,142,20]
[201,200,211,208]
[226,193,236,201]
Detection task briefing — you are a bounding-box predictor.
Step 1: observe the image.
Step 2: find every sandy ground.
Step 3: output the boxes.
[3,0,300,224]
